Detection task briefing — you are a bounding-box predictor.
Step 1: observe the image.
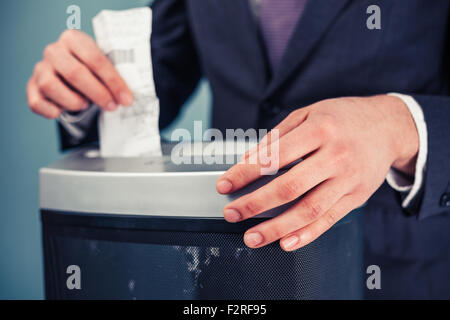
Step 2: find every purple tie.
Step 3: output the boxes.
[259,0,308,71]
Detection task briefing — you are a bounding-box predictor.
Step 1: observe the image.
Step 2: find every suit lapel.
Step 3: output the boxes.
[263,0,351,99]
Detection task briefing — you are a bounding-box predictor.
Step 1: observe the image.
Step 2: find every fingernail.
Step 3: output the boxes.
[106,101,118,111]
[217,180,233,194]
[120,91,134,106]
[224,208,241,223]
[244,232,263,248]
[81,101,90,110]
[281,235,299,251]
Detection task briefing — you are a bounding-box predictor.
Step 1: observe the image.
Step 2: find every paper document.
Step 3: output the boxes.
[93,7,162,157]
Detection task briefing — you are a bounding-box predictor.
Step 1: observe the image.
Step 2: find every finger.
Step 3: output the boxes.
[242,178,348,249]
[43,43,118,111]
[242,108,309,161]
[35,61,89,112]
[280,195,358,251]
[223,153,333,222]
[60,30,133,106]
[27,77,62,119]
[217,119,322,194]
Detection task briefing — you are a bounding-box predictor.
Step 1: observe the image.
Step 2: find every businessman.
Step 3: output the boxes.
[27,0,450,299]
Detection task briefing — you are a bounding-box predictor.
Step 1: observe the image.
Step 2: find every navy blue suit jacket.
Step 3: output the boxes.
[60,0,450,299]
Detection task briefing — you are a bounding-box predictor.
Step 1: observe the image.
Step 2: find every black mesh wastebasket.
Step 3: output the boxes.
[40,143,364,300]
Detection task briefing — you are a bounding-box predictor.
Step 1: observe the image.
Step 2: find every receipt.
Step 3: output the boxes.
[92,7,162,157]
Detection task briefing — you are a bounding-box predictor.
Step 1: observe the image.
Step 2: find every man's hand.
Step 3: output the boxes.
[26,30,133,119]
[216,95,419,251]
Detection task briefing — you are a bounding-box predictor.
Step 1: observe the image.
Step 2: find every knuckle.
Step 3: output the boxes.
[60,29,78,42]
[29,99,41,113]
[333,142,351,162]
[65,65,84,82]
[48,108,62,119]
[73,98,87,110]
[43,43,57,59]
[243,200,262,216]
[33,61,44,74]
[288,109,302,119]
[88,53,108,72]
[232,166,251,184]
[306,230,319,244]
[316,115,338,140]
[107,77,124,94]
[277,179,302,202]
[65,100,83,111]
[301,198,323,221]
[37,74,55,92]
[324,210,337,228]
[316,125,330,140]
[100,73,123,96]
[269,226,285,241]
[95,89,114,107]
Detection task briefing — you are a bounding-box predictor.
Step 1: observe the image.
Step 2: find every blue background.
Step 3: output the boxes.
[0,0,211,299]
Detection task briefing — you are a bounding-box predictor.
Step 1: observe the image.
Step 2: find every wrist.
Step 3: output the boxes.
[384,95,419,175]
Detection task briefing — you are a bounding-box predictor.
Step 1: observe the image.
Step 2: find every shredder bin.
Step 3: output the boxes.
[40,143,364,300]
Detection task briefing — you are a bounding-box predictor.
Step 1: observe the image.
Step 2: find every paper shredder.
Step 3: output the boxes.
[40,142,364,299]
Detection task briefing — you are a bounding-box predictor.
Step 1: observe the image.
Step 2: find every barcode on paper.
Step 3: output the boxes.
[108,49,135,64]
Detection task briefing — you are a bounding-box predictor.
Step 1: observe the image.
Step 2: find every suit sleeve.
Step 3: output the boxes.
[58,0,202,150]
[405,94,450,220]
[151,0,202,129]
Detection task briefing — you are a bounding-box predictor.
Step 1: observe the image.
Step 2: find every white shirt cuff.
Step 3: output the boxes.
[386,93,428,208]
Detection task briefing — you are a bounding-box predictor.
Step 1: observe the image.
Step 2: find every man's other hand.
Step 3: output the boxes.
[217,95,419,251]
